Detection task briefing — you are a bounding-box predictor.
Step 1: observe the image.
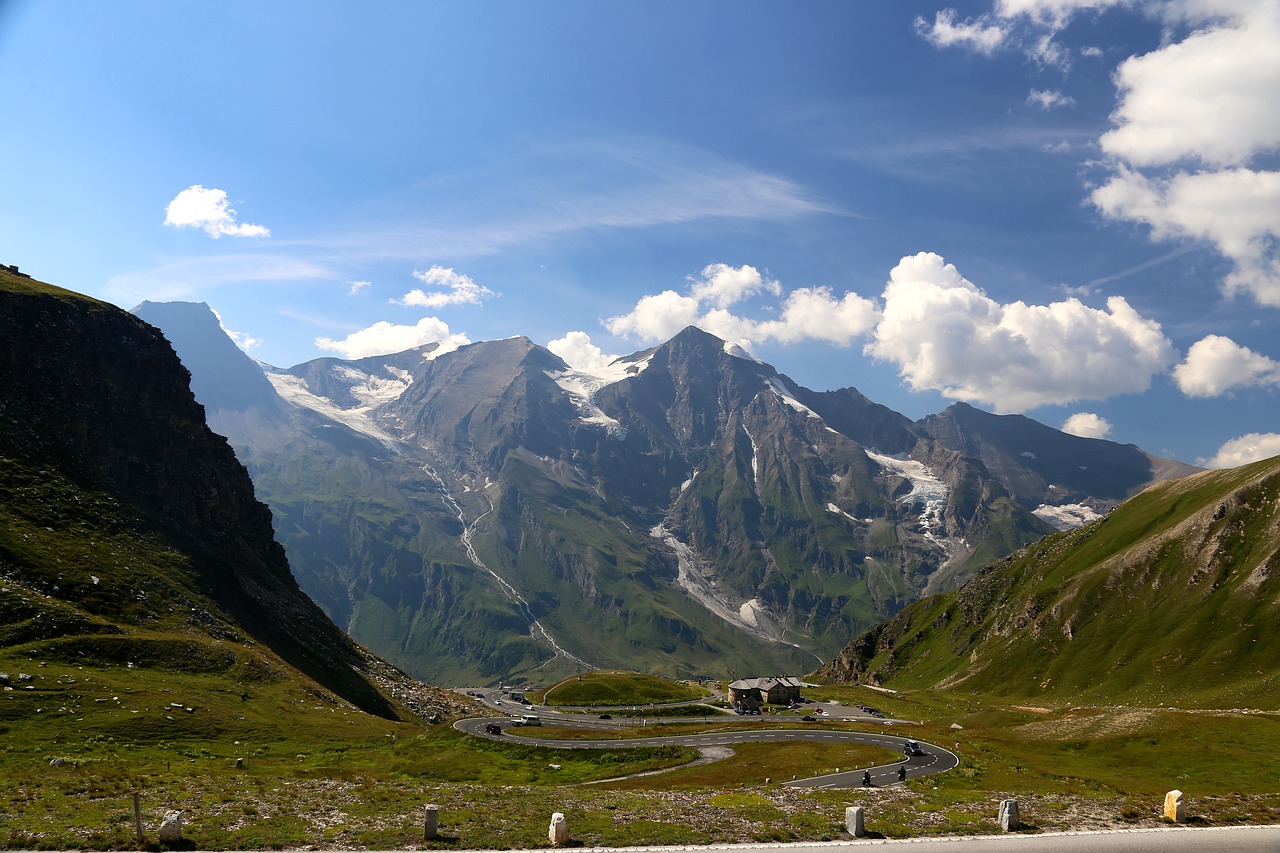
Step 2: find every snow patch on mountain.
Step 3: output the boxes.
[547,353,653,435]
[865,450,949,547]
[742,424,761,492]
[1033,502,1103,531]
[723,340,761,362]
[423,339,463,361]
[826,503,871,524]
[334,365,413,408]
[651,524,788,645]
[266,372,400,447]
[766,377,821,419]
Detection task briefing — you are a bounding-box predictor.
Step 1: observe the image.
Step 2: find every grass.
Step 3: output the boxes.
[535,670,711,707]
[819,458,1280,712]
[3,664,1279,848]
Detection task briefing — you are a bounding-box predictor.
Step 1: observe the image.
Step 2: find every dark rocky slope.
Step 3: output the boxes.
[0,271,448,720]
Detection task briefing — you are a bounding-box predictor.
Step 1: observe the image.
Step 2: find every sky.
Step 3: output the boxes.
[1,0,1278,468]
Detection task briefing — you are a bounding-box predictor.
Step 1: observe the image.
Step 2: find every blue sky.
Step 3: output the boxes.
[2,0,1278,468]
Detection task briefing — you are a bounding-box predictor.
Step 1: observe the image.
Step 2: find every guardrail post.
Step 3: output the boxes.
[845,806,865,837]
[423,804,439,840]
[1164,790,1184,823]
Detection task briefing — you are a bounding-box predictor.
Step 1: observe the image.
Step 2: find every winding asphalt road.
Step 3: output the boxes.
[453,710,958,788]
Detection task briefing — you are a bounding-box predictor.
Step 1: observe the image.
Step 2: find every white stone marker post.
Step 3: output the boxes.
[423,804,439,840]
[548,812,569,845]
[1164,790,1185,823]
[158,810,183,845]
[845,806,865,837]
[998,798,1021,832]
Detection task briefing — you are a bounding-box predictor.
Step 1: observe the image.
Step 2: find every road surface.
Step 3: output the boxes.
[453,713,958,788]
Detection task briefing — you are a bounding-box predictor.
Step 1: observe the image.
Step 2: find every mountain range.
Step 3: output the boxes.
[134,301,1200,685]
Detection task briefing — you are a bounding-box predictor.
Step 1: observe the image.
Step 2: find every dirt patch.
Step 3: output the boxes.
[1013,709,1157,740]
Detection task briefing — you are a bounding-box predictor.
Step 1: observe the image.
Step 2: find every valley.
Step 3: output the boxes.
[2,270,1277,848]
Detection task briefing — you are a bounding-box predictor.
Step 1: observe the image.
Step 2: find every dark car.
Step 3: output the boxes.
[484,723,502,735]
[903,739,924,756]
[801,715,816,722]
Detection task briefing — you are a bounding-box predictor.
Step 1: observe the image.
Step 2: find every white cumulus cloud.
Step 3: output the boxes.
[1061,412,1112,439]
[1090,2,1280,307]
[164,185,269,239]
[1098,5,1280,169]
[547,331,618,370]
[316,317,469,359]
[1092,165,1280,307]
[689,264,780,309]
[749,287,880,346]
[1201,433,1280,469]
[606,263,878,347]
[1173,334,1280,397]
[395,266,494,309]
[864,252,1176,412]
[924,1,1280,308]
[606,289,702,342]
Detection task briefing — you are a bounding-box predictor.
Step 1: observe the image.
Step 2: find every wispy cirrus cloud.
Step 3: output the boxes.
[116,138,829,319]
[305,138,837,264]
[104,253,335,305]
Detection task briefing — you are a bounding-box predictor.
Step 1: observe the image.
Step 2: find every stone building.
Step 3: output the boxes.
[728,676,804,709]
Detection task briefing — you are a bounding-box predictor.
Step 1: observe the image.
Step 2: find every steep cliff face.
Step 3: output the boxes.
[0,273,433,719]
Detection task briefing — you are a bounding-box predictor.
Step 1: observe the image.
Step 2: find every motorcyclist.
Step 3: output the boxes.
[862,770,871,786]
[898,765,907,781]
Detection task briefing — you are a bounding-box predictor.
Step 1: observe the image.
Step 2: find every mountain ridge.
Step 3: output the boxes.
[816,455,1280,707]
[136,303,1201,684]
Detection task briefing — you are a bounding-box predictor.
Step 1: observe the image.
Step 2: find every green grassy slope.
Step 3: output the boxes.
[538,670,711,706]
[818,457,1280,709]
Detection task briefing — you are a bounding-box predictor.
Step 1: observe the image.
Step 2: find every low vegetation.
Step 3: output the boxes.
[4,664,1278,849]
[533,670,712,707]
